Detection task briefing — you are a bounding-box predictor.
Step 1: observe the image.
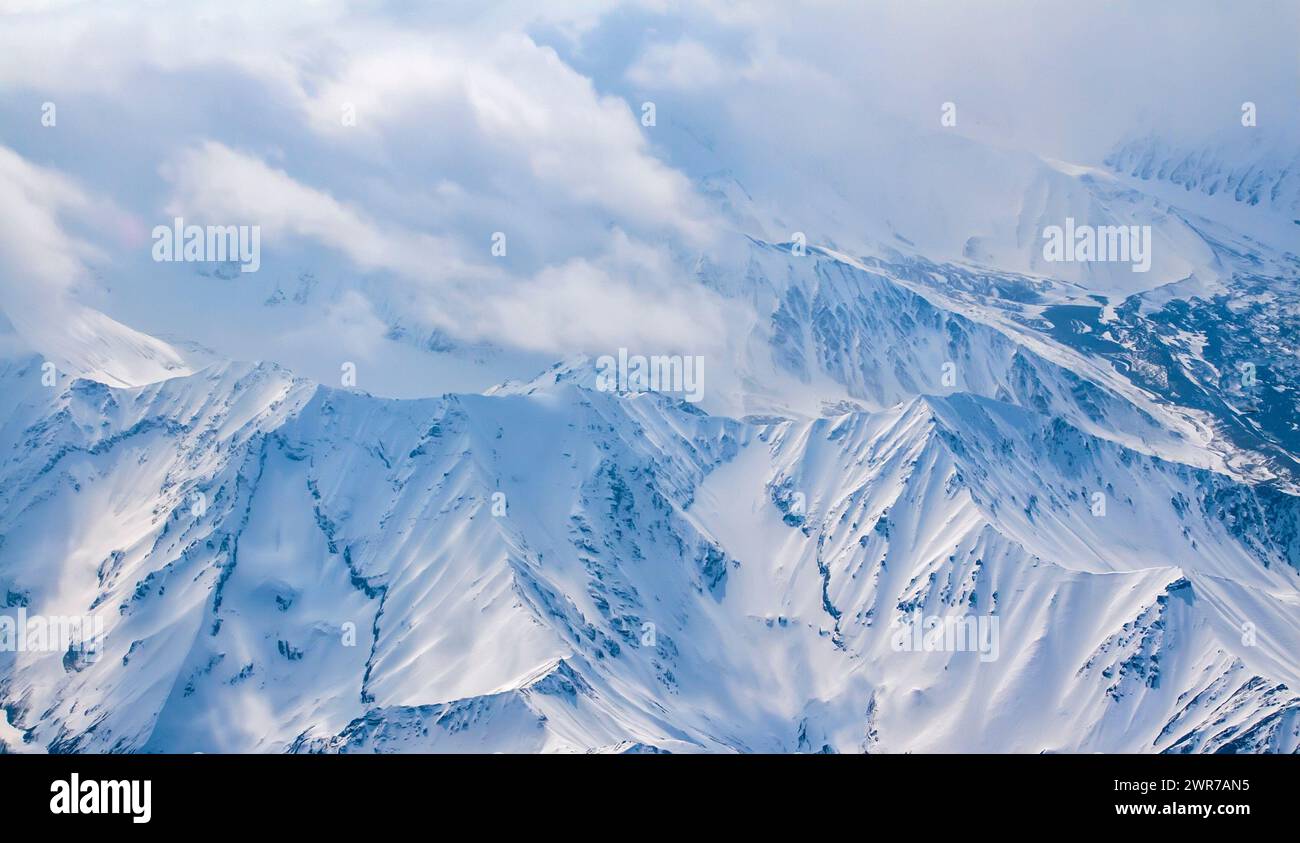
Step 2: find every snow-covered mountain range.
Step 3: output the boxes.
[3,128,1299,754]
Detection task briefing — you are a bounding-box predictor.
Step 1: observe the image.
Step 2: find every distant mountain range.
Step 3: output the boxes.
[3,134,1299,753]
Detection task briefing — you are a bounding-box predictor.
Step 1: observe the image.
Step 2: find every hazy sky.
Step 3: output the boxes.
[0,0,1295,364]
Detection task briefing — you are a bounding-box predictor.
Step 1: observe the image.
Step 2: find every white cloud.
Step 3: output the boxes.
[449,230,735,355]
[3,0,1295,386]
[0,145,189,384]
[0,1,730,365]
[283,289,390,362]
[161,141,479,282]
[303,32,713,245]
[621,2,1300,163]
[0,145,101,295]
[626,39,728,90]
[159,142,732,358]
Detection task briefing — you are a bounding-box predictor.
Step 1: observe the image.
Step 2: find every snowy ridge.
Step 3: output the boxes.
[3,123,1300,753]
[2,332,1299,752]
[1106,135,1300,217]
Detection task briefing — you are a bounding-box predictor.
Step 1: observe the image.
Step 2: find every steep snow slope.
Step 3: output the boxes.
[695,131,1284,300]
[1106,135,1300,219]
[3,124,1300,753]
[0,304,192,389]
[2,341,1298,752]
[691,394,1300,752]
